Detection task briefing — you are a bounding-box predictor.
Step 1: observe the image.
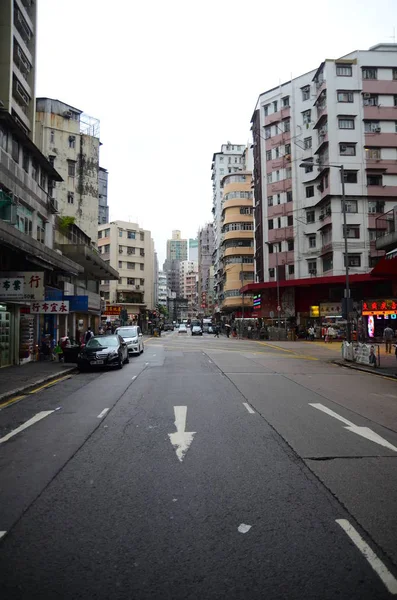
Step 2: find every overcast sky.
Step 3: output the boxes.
[37,0,395,265]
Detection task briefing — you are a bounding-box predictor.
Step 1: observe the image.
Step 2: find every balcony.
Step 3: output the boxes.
[367,185,397,197]
[267,226,294,242]
[375,209,397,252]
[362,80,397,95]
[267,203,292,218]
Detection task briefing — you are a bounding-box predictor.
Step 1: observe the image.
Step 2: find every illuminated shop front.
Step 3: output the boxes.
[362,299,397,339]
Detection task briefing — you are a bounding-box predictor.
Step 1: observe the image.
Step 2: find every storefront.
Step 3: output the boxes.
[362,298,397,341]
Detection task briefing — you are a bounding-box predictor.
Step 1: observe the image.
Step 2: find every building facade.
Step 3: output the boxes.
[189,238,198,262]
[98,221,156,324]
[220,172,254,314]
[0,0,37,139]
[166,230,188,262]
[98,166,109,224]
[198,223,215,315]
[179,260,198,318]
[35,98,101,243]
[158,271,167,307]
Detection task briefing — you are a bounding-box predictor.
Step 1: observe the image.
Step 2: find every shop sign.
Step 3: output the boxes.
[67,296,89,312]
[320,303,342,317]
[362,299,397,316]
[103,305,121,316]
[310,305,320,317]
[31,300,69,314]
[253,294,261,308]
[0,271,44,301]
[0,277,24,299]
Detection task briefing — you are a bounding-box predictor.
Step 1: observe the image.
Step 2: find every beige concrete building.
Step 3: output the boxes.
[35,98,101,244]
[179,260,198,318]
[0,0,37,139]
[98,221,156,320]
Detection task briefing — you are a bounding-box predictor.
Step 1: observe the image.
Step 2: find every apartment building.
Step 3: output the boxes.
[35,98,101,243]
[158,271,167,307]
[219,172,254,314]
[211,143,246,301]
[98,221,156,322]
[198,223,215,315]
[98,167,109,224]
[246,42,397,324]
[179,260,198,317]
[189,238,198,262]
[0,0,37,139]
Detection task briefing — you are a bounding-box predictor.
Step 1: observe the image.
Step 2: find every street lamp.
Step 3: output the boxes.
[300,158,351,343]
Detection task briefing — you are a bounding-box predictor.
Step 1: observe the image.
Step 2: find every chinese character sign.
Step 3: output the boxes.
[0,277,25,298]
[362,299,397,315]
[31,300,69,314]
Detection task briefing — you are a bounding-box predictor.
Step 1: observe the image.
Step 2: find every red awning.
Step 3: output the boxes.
[371,255,397,278]
[241,273,384,294]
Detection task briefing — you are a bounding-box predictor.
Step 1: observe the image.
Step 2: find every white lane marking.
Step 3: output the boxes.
[0,531,6,540]
[145,362,149,366]
[0,411,54,444]
[152,354,156,356]
[97,408,109,419]
[238,524,252,534]
[309,403,397,452]
[168,406,196,462]
[336,519,397,595]
[243,403,255,414]
[131,376,137,381]
[208,360,212,364]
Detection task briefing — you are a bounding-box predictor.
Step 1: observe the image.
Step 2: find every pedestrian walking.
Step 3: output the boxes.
[383,325,394,354]
[214,325,220,338]
[308,326,315,341]
[84,327,94,344]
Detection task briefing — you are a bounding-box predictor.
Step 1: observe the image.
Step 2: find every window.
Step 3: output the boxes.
[48,155,55,168]
[367,174,382,186]
[363,94,378,106]
[67,160,76,177]
[104,228,110,237]
[50,130,54,143]
[264,104,269,116]
[140,279,145,285]
[268,244,274,254]
[394,95,397,107]
[269,268,275,278]
[267,196,273,206]
[287,191,293,203]
[40,172,47,189]
[368,201,385,214]
[67,192,74,204]
[127,262,135,270]
[219,156,224,162]
[275,147,279,158]
[365,147,381,159]
[284,119,290,132]
[102,244,110,253]
[306,210,315,223]
[282,96,290,107]
[336,64,352,77]
[264,126,271,139]
[304,137,312,150]
[127,247,135,255]
[37,217,45,244]
[11,137,19,163]
[288,264,295,275]
[338,118,355,129]
[228,157,231,164]
[344,199,358,213]
[119,229,123,237]
[285,143,291,155]
[68,136,76,149]
[344,225,360,239]
[118,261,123,268]
[344,254,361,267]
[287,240,294,251]
[393,69,397,80]
[266,150,272,161]
[268,219,274,230]
[140,264,144,271]
[277,217,282,228]
[273,100,278,112]
[343,171,358,183]
[306,185,314,198]
[302,110,311,125]
[267,173,272,184]
[302,86,310,101]
[287,215,293,226]
[276,170,280,181]
[362,68,377,80]
[22,150,29,172]
[305,164,313,173]
[234,157,238,163]
[127,278,135,285]
[308,260,317,274]
[286,167,292,179]
[322,253,333,272]
[140,249,145,257]
[368,230,377,242]
[339,143,356,156]
[140,232,144,241]
[309,235,316,248]
[364,121,381,133]
[337,90,353,103]
[127,230,136,239]
[277,194,281,205]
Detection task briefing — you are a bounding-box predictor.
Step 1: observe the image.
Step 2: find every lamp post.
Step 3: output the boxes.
[300,159,351,343]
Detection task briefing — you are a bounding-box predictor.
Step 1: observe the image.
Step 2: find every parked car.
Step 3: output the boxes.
[115,326,144,355]
[78,335,129,371]
[163,323,174,331]
[178,324,188,334]
[191,324,203,336]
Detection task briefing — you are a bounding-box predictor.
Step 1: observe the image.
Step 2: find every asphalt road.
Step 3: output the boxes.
[0,331,397,599]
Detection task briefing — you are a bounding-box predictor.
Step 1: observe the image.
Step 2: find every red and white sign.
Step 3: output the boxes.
[31,300,69,314]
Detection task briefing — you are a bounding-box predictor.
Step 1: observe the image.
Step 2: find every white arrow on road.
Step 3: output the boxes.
[309,403,397,452]
[168,406,196,462]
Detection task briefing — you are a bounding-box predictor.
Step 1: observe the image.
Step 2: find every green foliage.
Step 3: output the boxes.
[58,215,75,234]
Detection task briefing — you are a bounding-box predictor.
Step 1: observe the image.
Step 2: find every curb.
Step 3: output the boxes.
[332,359,397,381]
[0,366,76,405]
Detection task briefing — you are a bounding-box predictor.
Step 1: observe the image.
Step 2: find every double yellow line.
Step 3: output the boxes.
[0,374,72,410]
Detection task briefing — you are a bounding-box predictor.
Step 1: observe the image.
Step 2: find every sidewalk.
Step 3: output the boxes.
[0,360,76,404]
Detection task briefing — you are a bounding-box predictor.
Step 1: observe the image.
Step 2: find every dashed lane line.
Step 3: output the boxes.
[0,410,55,444]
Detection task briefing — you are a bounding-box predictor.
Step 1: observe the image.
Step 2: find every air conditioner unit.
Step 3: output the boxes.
[363,93,371,99]
[319,214,325,220]
[340,145,347,152]
[374,127,381,133]
[63,110,73,119]
[319,128,327,136]
[136,285,140,290]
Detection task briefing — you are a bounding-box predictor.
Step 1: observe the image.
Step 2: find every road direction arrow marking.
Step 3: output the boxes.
[309,403,397,452]
[168,406,196,462]
[0,531,6,540]
[0,411,54,444]
[336,519,397,595]
[238,524,252,534]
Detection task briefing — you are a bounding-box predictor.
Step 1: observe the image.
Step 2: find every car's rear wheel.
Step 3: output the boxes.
[117,355,123,369]
[124,354,129,364]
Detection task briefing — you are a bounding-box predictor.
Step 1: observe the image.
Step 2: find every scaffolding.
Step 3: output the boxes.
[80,113,100,138]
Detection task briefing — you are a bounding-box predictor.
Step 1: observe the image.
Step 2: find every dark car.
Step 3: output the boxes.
[77,335,129,371]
